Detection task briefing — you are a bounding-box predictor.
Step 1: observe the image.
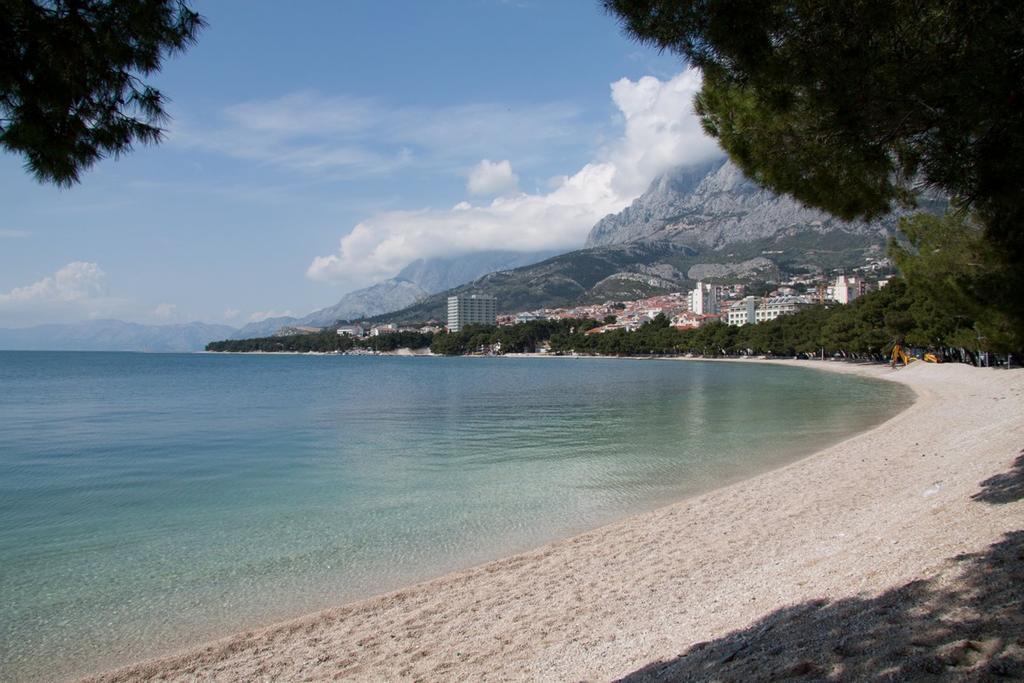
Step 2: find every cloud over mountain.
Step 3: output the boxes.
[307,69,724,288]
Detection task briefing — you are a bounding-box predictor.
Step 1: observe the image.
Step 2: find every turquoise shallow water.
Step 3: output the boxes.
[0,352,910,680]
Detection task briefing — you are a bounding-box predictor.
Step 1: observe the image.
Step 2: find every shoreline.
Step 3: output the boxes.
[86,360,1024,681]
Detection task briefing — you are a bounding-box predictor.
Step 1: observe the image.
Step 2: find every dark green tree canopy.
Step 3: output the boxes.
[604,0,1024,256]
[0,0,204,186]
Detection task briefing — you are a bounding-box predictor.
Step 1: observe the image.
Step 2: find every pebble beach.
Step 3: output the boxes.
[88,360,1024,681]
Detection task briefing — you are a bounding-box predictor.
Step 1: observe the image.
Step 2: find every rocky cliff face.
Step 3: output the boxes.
[586,158,894,249]
[586,158,724,246]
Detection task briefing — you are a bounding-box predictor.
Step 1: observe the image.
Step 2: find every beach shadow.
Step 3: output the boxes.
[617,530,1024,682]
[972,450,1024,505]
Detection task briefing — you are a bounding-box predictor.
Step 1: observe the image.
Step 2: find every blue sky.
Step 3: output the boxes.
[0,1,722,328]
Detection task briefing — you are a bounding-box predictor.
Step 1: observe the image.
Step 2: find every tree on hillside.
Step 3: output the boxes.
[1,0,205,186]
[604,1,1024,255]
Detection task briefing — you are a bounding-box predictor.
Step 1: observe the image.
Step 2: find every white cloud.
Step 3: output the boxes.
[0,262,106,305]
[0,262,134,326]
[603,69,721,197]
[223,308,241,321]
[308,69,723,287]
[173,93,587,177]
[224,92,376,136]
[248,309,295,323]
[0,265,231,328]
[0,229,29,238]
[467,159,520,196]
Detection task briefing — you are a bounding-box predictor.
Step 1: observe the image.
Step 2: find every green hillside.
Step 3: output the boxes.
[367,227,889,324]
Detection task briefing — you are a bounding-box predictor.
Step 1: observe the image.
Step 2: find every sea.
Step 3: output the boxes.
[0,352,910,680]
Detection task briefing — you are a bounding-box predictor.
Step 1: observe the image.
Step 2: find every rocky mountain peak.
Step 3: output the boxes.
[585,158,895,250]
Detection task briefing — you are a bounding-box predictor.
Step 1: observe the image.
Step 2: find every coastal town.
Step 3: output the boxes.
[209,262,1006,367]
[498,272,887,333]
[323,271,891,341]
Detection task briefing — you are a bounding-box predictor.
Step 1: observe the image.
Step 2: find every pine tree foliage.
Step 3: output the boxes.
[891,212,1024,352]
[604,1,1024,258]
[0,0,204,185]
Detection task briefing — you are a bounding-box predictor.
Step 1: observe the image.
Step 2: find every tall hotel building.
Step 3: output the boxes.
[447,294,497,332]
[688,281,721,315]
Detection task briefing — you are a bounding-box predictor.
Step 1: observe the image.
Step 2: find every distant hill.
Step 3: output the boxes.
[228,315,300,340]
[367,244,689,323]
[303,277,428,324]
[0,319,237,352]
[229,278,429,339]
[230,251,556,338]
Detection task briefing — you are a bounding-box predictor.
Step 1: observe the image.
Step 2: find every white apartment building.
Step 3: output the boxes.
[514,311,544,324]
[727,295,811,326]
[829,274,870,304]
[727,296,759,326]
[688,281,721,315]
[755,295,812,323]
[447,294,497,332]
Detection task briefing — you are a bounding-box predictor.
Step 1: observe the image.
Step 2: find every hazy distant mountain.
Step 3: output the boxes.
[0,319,237,352]
[0,254,564,349]
[398,250,559,294]
[300,278,428,325]
[229,251,558,339]
[228,316,300,340]
[229,279,427,339]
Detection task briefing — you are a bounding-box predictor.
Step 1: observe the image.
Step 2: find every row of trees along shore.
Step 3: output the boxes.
[206,330,433,354]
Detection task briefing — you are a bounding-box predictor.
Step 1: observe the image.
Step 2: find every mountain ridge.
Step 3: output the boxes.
[230,251,557,338]
[586,157,894,249]
[369,159,922,324]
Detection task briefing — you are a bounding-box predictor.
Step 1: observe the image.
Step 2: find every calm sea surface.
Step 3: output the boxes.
[0,352,910,680]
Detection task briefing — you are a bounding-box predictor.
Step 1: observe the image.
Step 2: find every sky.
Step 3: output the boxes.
[0,0,724,328]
